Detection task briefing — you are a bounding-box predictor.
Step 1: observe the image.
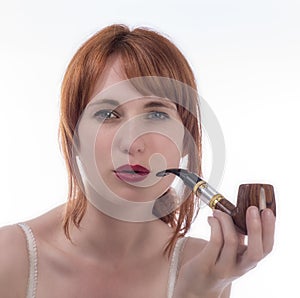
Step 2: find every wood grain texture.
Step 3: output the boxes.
[215,184,276,235]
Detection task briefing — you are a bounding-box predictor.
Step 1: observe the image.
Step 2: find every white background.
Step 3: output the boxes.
[0,0,299,297]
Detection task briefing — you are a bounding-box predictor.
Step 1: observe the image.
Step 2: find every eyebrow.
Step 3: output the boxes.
[87,98,177,110]
[143,100,177,110]
[88,99,119,107]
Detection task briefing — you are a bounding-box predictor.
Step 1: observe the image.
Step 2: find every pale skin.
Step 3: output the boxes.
[0,57,276,297]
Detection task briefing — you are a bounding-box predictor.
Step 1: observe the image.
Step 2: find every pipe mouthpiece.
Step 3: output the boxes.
[156,170,169,177]
[156,168,189,178]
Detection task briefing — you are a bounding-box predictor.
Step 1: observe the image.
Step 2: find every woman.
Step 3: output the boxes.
[0,24,275,298]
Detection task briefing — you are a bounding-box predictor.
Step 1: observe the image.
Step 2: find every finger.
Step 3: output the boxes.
[212,210,239,267]
[201,216,224,265]
[243,206,264,268]
[261,208,276,255]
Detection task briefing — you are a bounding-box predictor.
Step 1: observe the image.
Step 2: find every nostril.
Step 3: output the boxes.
[119,137,145,155]
[120,144,130,154]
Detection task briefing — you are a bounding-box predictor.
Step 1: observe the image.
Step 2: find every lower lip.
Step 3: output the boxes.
[114,172,149,183]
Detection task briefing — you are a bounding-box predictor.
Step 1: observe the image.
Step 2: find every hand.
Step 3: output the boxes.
[173,206,276,298]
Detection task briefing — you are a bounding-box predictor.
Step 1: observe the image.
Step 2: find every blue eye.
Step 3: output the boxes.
[94,109,118,120]
[147,111,170,120]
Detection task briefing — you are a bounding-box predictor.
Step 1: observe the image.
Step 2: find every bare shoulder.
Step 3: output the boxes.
[0,205,65,297]
[0,224,28,297]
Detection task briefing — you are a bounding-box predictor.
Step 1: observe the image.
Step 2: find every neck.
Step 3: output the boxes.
[69,202,172,261]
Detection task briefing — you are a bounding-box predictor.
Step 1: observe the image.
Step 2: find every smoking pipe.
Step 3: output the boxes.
[156,168,276,235]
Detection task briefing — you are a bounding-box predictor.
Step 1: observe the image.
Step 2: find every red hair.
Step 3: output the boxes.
[59,24,202,256]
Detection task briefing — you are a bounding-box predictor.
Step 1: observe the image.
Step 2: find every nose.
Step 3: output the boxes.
[116,119,146,155]
[119,135,145,155]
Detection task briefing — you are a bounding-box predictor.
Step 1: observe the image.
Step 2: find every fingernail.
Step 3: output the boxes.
[250,206,259,218]
[262,208,274,217]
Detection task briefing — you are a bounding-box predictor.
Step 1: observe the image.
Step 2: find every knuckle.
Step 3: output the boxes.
[263,242,275,255]
[201,263,212,275]
[248,220,262,234]
[247,252,264,264]
[263,247,273,256]
[224,234,238,247]
[214,267,234,281]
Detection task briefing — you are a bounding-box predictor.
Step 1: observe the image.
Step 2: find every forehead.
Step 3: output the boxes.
[88,55,197,114]
[89,58,178,108]
[90,56,127,101]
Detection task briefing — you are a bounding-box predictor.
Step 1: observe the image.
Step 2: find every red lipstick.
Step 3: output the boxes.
[114,164,150,183]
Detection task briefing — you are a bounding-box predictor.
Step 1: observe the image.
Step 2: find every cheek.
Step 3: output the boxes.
[148,134,183,168]
[94,130,114,168]
[155,121,185,164]
[163,140,181,162]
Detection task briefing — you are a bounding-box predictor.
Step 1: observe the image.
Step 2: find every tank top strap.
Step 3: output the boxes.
[17,223,38,298]
[167,237,188,298]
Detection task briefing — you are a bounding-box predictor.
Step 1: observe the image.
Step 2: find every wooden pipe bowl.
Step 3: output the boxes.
[232,184,276,235]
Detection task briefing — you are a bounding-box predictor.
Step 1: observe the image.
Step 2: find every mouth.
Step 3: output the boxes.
[114,164,150,183]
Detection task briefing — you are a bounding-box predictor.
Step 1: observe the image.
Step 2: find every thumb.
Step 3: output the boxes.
[199,216,224,266]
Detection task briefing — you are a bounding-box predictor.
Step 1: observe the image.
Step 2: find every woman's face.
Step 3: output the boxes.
[76,57,185,205]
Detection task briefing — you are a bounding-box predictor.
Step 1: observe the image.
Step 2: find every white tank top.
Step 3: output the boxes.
[18,223,187,298]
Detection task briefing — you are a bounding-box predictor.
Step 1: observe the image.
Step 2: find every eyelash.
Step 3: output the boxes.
[147,111,170,120]
[93,109,118,120]
[93,110,170,121]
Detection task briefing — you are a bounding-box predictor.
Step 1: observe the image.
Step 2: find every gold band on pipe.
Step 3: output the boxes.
[209,194,224,209]
[193,181,207,194]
